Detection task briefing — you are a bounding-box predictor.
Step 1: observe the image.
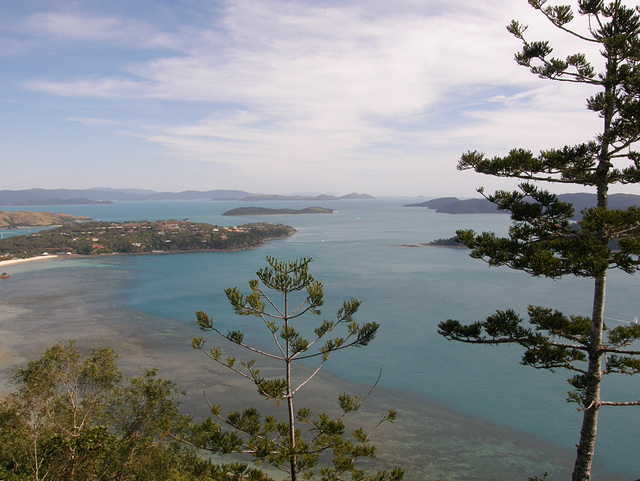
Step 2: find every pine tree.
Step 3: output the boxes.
[437,2,640,480]
[192,256,403,481]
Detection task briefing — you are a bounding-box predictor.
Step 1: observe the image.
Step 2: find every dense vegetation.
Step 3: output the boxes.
[0,220,295,259]
[427,237,464,248]
[0,342,271,481]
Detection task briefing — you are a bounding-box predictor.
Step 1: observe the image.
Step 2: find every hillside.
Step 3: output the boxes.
[0,211,91,228]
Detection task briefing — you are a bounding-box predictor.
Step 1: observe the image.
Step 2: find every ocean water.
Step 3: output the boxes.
[1,198,638,479]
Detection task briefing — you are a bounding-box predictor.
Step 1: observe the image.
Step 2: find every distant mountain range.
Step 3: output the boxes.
[0,189,374,206]
[406,193,640,218]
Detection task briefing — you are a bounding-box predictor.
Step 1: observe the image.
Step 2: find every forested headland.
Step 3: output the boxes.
[0,220,296,259]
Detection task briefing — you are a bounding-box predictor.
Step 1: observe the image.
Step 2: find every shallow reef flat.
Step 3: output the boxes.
[0,259,624,481]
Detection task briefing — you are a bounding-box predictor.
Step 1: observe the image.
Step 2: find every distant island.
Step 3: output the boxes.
[405,197,500,214]
[0,220,295,260]
[0,188,374,205]
[238,193,374,201]
[10,198,113,206]
[0,211,91,228]
[222,206,334,216]
[406,193,640,218]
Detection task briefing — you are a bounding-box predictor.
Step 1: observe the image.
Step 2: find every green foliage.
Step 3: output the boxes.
[456,184,640,278]
[0,341,218,481]
[439,2,640,481]
[0,221,295,259]
[193,257,402,481]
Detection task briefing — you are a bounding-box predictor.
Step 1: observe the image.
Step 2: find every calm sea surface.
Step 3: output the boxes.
[1,198,637,479]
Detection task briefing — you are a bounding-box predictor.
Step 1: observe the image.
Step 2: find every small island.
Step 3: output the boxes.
[0,211,91,228]
[222,206,334,216]
[405,198,499,214]
[427,236,466,248]
[394,236,467,249]
[0,220,296,260]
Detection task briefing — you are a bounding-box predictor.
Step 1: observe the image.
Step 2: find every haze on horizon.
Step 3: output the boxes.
[2,0,637,198]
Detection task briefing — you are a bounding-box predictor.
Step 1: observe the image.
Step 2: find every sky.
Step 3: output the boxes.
[1,0,636,197]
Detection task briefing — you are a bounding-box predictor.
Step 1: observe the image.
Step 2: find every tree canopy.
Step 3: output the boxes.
[438,2,640,480]
[0,342,209,481]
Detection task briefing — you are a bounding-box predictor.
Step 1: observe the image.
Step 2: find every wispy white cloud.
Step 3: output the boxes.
[5,0,616,194]
[24,12,182,50]
[67,117,121,127]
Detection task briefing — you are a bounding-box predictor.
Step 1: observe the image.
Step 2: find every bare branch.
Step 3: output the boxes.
[600,400,640,407]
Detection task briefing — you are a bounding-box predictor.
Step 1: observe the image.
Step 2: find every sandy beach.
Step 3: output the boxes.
[0,255,59,267]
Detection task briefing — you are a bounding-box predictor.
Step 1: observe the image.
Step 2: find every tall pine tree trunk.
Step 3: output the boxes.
[572,274,606,481]
[572,41,615,478]
[287,364,298,481]
[284,292,298,481]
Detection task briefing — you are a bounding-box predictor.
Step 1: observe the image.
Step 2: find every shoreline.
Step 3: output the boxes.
[0,234,296,266]
[0,255,60,267]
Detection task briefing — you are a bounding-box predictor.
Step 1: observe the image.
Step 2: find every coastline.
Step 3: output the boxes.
[0,255,59,267]
[0,229,296,265]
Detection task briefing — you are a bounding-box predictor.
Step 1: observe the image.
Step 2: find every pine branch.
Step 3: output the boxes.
[600,400,640,407]
[291,358,329,396]
[601,347,640,356]
[528,0,599,43]
[202,329,284,361]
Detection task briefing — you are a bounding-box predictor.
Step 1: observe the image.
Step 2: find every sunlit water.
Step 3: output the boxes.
[1,199,637,479]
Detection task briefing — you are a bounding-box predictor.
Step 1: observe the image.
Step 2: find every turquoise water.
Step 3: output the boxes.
[2,198,638,478]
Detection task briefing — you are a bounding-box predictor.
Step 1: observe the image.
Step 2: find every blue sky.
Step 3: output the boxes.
[0,0,628,197]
